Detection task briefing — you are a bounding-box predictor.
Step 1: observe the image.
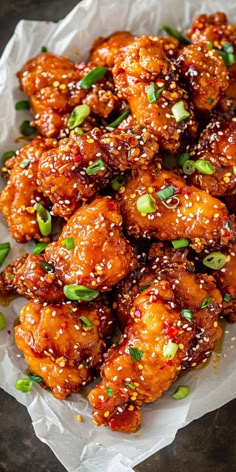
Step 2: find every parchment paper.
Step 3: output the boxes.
[0,1,236,471]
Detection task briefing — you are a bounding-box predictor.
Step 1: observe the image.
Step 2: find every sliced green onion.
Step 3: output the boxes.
[41,46,48,52]
[0,242,10,267]
[106,387,113,398]
[233,166,236,176]
[146,83,164,103]
[172,101,190,123]
[162,25,191,45]
[181,309,192,322]
[78,66,108,89]
[217,49,236,66]
[124,382,136,390]
[38,261,55,273]
[140,284,150,291]
[62,237,75,250]
[136,194,157,214]
[207,42,213,50]
[7,274,15,280]
[163,341,179,360]
[68,104,90,129]
[162,196,180,210]
[85,159,105,175]
[194,159,215,175]
[32,242,48,255]
[172,238,189,249]
[207,97,214,105]
[28,373,43,383]
[129,347,143,362]
[225,221,231,232]
[223,293,231,302]
[63,285,99,302]
[111,175,126,191]
[157,185,174,201]
[15,100,30,110]
[15,378,32,393]
[80,316,94,329]
[0,312,6,330]
[183,159,195,175]
[172,384,190,400]
[178,152,190,168]
[19,158,30,169]
[19,120,36,137]
[35,203,52,236]
[108,109,131,128]
[223,42,234,54]
[203,251,227,270]
[75,127,84,135]
[201,296,213,308]
[1,150,16,164]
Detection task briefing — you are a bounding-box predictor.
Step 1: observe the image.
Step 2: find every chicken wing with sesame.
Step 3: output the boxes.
[211,242,236,323]
[15,300,114,399]
[90,31,135,67]
[0,136,57,243]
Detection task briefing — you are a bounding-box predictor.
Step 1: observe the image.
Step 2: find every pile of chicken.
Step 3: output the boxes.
[1,11,236,433]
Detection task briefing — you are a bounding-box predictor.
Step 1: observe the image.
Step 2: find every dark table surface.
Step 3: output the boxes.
[0,1,236,471]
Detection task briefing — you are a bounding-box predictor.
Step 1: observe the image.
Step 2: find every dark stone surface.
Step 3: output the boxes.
[0,1,236,471]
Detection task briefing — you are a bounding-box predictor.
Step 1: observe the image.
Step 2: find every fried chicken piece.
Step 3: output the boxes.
[212,242,236,323]
[17,53,119,138]
[44,196,137,292]
[15,300,114,399]
[178,42,228,112]
[0,255,27,296]
[90,31,135,67]
[188,119,236,196]
[118,167,232,251]
[88,282,195,432]
[0,137,57,243]
[113,36,197,153]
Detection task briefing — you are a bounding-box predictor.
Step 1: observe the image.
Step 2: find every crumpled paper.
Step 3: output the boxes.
[0,0,236,471]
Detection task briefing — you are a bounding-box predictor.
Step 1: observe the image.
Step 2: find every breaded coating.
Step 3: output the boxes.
[0,255,27,296]
[15,300,114,399]
[178,42,228,112]
[189,120,236,196]
[113,36,197,153]
[0,136,57,243]
[44,197,137,291]
[186,12,236,48]
[90,31,135,67]
[118,167,232,251]
[88,282,195,432]
[212,242,236,323]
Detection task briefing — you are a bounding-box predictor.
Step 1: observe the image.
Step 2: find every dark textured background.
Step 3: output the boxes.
[0,1,236,471]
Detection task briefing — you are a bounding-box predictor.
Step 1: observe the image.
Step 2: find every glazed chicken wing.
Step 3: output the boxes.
[0,136,57,243]
[15,300,114,399]
[90,31,135,67]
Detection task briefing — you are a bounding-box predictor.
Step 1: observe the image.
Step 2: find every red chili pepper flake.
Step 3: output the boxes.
[107,200,118,211]
[227,286,236,296]
[156,79,165,87]
[166,360,173,366]
[73,154,83,162]
[121,420,128,428]
[213,27,223,36]
[163,321,177,338]
[134,309,141,318]
[221,228,230,238]
[61,321,68,330]
[108,418,116,429]
[7,330,11,335]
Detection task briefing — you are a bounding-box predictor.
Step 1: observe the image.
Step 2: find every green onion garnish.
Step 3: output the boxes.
[62,237,75,250]
[78,66,108,90]
[178,152,190,168]
[162,197,180,209]
[172,238,189,249]
[19,120,36,137]
[41,46,48,52]
[217,49,236,66]
[203,251,227,270]
[157,186,174,200]
[146,83,164,103]
[19,158,30,169]
[111,175,126,191]
[63,285,99,302]
[163,341,179,360]
[194,159,215,175]
[172,385,190,400]
[15,100,30,110]
[207,42,213,50]
[0,242,10,267]
[207,97,214,105]
[172,101,190,122]
[68,104,90,129]
[1,150,16,164]
[181,309,192,322]
[140,284,150,291]
[108,109,131,128]
[79,316,94,329]
[124,382,136,390]
[35,203,52,236]
[182,159,195,175]
[129,347,143,362]
[7,274,15,280]
[32,242,48,255]
[28,373,43,383]
[0,312,6,330]
[233,166,236,175]
[136,194,157,214]
[85,159,105,175]
[106,387,113,398]
[162,25,191,45]
[201,296,213,309]
[38,261,55,273]
[75,127,84,135]
[223,293,231,302]
[15,378,32,393]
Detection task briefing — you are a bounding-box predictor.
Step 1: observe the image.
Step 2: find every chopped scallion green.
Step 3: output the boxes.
[157,186,174,201]
[85,159,105,175]
[80,316,94,329]
[172,384,190,400]
[201,296,213,309]
[172,238,189,249]
[19,120,36,137]
[108,109,131,128]
[78,66,108,89]
[35,203,52,236]
[0,312,6,330]
[178,152,190,168]
[0,242,10,267]
[62,237,75,250]
[15,378,32,393]
[129,347,143,362]
[181,309,192,322]
[223,293,231,302]
[68,104,90,129]
[111,175,125,191]
[136,194,157,214]
[182,159,195,175]
[32,242,48,256]
[162,25,191,45]
[19,158,30,169]
[194,159,215,175]
[203,252,227,270]
[172,101,190,122]
[38,261,55,273]
[63,285,99,302]
[163,342,179,360]
[15,100,30,110]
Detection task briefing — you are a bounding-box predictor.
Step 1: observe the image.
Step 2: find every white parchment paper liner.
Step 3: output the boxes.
[0,1,236,471]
